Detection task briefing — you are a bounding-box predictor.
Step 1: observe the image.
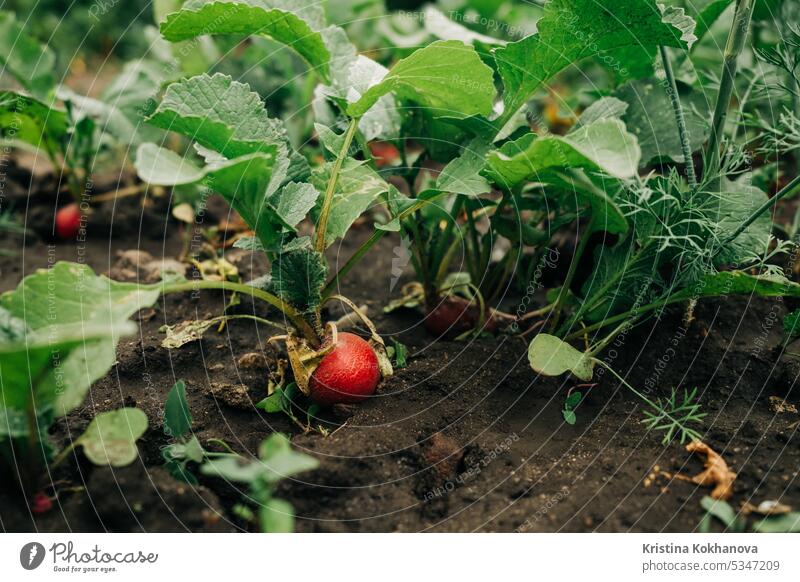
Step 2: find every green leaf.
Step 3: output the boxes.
[200,432,317,484]
[0,321,134,415]
[485,118,641,188]
[437,138,492,197]
[274,182,320,230]
[346,40,495,119]
[256,387,289,414]
[135,144,284,250]
[163,380,192,438]
[271,249,327,313]
[160,0,333,80]
[752,512,800,533]
[677,271,800,301]
[56,87,141,146]
[74,408,149,467]
[785,310,800,342]
[494,0,694,118]
[528,334,595,381]
[616,78,708,165]
[0,91,67,152]
[562,409,577,425]
[146,73,284,159]
[691,0,734,45]
[699,496,744,531]
[0,262,162,417]
[703,181,772,267]
[0,11,56,99]
[257,433,318,484]
[310,159,388,247]
[259,497,295,533]
[574,97,629,129]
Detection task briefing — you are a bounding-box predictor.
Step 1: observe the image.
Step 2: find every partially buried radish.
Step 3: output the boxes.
[55,203,82,240]
[423,295,498,339]
[309,332,380,406]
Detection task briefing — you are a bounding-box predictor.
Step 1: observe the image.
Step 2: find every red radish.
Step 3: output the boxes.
[424,296,498,339]
[55,203,82,240]
[31,491,53,514]
[309,332,380,406]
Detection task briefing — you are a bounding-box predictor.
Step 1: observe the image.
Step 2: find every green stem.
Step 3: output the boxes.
[591,359,696,439]
[160,280,318,344]
[564,295,687,342]
[703,0,756,185]
[321,191,451,299]
[719,173,800,247]
[550,215,594,331]
[314,117,359,253]
[659,46,698,190]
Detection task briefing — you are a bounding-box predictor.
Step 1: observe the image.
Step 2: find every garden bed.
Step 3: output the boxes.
[1,188,797,533]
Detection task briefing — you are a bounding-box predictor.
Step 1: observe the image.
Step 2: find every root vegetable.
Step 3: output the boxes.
[309,332,381,406]
[55,203,81,240]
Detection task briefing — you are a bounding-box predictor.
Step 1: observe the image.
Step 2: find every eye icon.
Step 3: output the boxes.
[20,542,46,570]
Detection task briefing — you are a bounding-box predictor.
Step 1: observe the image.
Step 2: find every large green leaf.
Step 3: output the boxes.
[0,321,133,418]
[310,159,388,247]
[0,91,67,151]
[494,0,694,119]
[346,40,495,119]
[485,118,641,188]
[0,11,56,99]
[137,144,292,250]
[616,78,708,165]
[703,181,772,267]
[160,0,333,79]
[146,73,284,159]
[0,263,161,417]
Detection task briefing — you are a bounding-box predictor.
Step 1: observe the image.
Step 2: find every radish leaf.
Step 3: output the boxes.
[160,0,334,80]
[346,40,495,119]
[494,0,695,120]
[528,334,595,381]
[74,408,148,467]
[486,118,641,188]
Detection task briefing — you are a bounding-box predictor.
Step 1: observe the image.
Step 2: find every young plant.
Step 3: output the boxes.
[134,0,519,403]
[0,11,141,235]
[525,2,800,442]
[201,433,318,533]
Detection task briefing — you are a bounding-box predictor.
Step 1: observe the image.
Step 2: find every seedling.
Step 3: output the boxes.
[161,380,241,485]
[201,433,318,533]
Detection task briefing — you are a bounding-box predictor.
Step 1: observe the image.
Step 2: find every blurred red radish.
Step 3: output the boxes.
[55,203,82,240]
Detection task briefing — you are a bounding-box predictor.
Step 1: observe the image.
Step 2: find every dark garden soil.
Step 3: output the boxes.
[1,173,799,533]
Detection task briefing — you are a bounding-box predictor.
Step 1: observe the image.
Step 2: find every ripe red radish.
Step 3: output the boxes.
[423,295,498,339]
[309,332,380,406]
[55,203,82,240]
